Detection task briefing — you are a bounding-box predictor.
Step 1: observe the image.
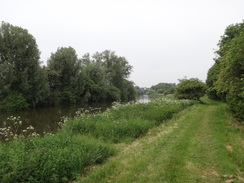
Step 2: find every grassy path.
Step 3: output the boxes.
[79,98,244,183]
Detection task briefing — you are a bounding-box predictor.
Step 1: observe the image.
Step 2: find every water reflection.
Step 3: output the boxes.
[138,95,150,103]
[0,102,111,134]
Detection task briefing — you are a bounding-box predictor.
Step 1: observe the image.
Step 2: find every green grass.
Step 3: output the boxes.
[79,97,244,183]
[0,97,195,183]
[61,98,195,143]
[0,133,115,183]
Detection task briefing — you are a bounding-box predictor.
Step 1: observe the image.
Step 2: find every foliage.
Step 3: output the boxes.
[146,88,157,95]
[0,92,29,111]
[174,78,207,100]
[206,21,244,121]
[206,62,220,100]
[135,86,145,95]
[81,50,136,103]
[216,32,244,120]
[0,134,114,183]
[151,83,176,94]
[47,47,83,104]
[164,86,176,95]
[0,22,49,108]
[0,22,136,110]
[104,85,121,102]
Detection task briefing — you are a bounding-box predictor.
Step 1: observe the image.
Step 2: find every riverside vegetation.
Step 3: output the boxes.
[0,20,243,183]
[0,22,136,112]
[0,97,195,183]
[79,97,244,183]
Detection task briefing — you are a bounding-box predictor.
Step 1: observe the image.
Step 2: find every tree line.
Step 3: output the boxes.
[206,21,244,121]
[0,22,136,111]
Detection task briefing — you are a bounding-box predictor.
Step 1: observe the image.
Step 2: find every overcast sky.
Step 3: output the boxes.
[1,0,244,87]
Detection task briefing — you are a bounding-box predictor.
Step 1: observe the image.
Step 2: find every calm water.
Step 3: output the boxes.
[0,96,150,135]
[0,102,111,135]
[138,95,150,103]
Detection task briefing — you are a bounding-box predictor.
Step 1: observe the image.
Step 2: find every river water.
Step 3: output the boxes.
[138,95,150,103]
[0,102,111,135]
[0,95,150,135]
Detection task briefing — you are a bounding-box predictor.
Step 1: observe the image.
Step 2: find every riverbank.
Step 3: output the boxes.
[0,97,195,182]
[79,98,244,183]
[0,102,112,135]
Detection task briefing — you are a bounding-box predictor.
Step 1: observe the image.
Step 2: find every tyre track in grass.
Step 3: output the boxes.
[79,99,244,183]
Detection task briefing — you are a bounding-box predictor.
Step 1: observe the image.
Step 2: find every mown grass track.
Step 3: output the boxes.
[79,98,244,183]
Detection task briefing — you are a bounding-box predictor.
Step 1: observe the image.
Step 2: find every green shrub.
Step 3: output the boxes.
[0,92,29,111]
[0,134,115,183]
[60,89,76,104]
[175,78,207,101]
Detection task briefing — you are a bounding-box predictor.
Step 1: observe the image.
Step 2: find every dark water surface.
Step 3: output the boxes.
[0,96,150,135]
[0,102,111,134]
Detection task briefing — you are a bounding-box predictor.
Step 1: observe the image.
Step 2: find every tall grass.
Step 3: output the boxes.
[0,133,114,183]
[0,97,195,183]
[61,98,195,143]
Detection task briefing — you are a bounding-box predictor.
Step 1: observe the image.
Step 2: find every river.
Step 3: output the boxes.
[0,95,150,136]
[138,95,150,103]
[0,102,111,135]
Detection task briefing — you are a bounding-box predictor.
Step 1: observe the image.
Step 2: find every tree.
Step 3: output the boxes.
[47,47,84,104]
[216,32,244,120]
[81,50,136,102]
[83,62,107,102]
[100,50,135,102]
[0,22,49,109]
[174,78,207,100]
[206,62,221,100]
[207,21,244,120]
[151,83,176,94]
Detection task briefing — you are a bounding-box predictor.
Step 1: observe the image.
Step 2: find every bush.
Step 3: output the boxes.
[174,78,207,101]
[105,85,121,101]
[60,89,76,104]
[0,134,115,183]
[0,92,29,111]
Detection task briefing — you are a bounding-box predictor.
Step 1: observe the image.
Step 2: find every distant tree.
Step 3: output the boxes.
[100,50,135,102]
[151,83,176,94]
[0,22,49,109]
[81,50,135,102]
[175,78,207,100]
[164,87,176,95]
[146,88,156,95]
[100,51,132,83]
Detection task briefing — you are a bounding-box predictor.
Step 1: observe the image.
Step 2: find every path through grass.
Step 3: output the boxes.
[79,98,244,183]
